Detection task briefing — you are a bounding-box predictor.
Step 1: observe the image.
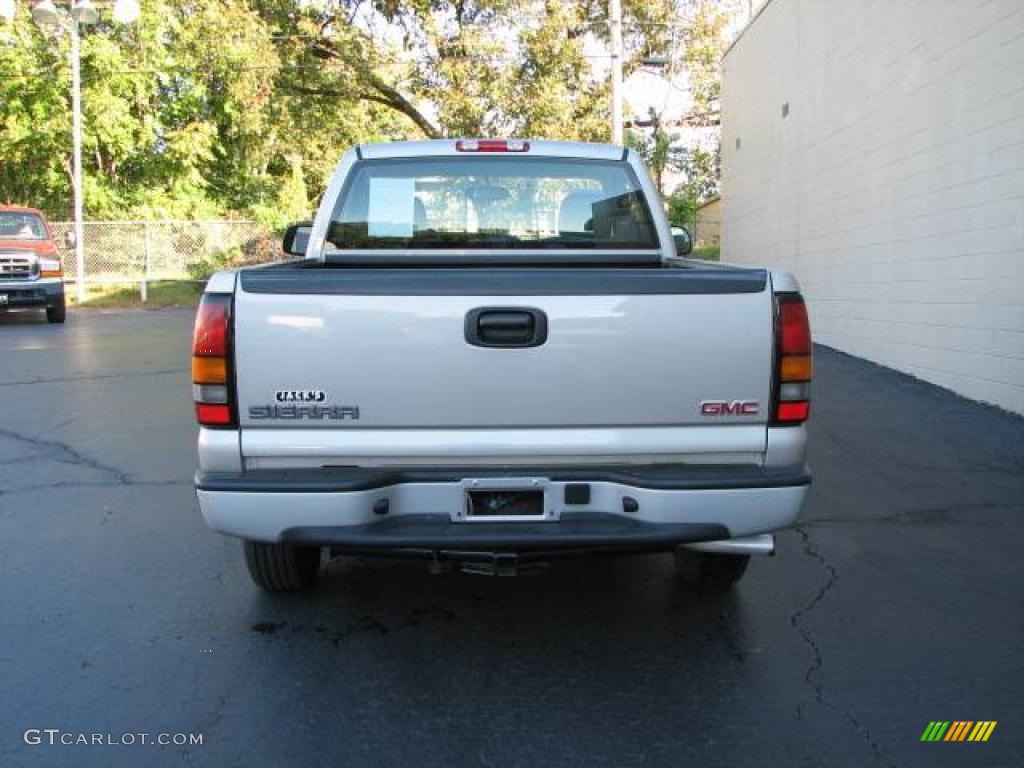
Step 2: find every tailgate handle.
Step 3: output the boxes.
[466,307,548,348]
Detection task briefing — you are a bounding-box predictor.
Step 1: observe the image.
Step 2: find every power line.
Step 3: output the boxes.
[0,53,721,84]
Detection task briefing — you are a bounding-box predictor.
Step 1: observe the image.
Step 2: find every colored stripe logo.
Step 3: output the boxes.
[921,721,996,742]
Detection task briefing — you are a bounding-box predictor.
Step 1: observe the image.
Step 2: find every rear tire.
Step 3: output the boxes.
[674,549,750,591]
[46,297,66,324]
[243,540,322,591]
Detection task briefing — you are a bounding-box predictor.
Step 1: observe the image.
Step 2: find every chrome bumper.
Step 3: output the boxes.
[195,465,809,552]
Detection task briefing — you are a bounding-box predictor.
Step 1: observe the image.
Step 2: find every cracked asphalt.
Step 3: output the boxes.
[1,308,1022,767]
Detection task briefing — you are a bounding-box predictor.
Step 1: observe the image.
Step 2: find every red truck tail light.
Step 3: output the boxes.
[455,139,530,153]
[773,294,812,424]
[192,293,235,427]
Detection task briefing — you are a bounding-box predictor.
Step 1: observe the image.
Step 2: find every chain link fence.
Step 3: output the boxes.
[45,216,720,289]
[48,220,279,295]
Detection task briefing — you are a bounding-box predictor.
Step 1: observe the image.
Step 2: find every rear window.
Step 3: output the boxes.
[327,157,659,251]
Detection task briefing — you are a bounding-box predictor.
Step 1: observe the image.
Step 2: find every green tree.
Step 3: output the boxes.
[264,0,672,141]
[1,0,732,224]
[0,15,77,213]
[626,110,686,195]
[666,188,696,228]
[682,0,731,127]
[627,0,739,212]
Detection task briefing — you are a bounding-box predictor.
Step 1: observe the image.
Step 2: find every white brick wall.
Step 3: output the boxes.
[721,0,1024,415]
[695,197,721,244]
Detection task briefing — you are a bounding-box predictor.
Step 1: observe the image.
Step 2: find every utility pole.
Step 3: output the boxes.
[609,0,623,145]
[70,20,85,303]
[21,0,139,303]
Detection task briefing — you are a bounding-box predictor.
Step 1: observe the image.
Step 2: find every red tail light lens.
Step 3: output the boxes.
[192,294,234,427]
[774,294,812,425]
[779,297,811,355]
[195,403,233,425]
[193,296,230,357]
[776,401,810,422]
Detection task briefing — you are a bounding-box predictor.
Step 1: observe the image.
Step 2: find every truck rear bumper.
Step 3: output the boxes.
[195,464,810,553]
[280,513,731,552]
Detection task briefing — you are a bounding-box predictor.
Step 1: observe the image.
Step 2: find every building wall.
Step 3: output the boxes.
[694,197,721,245]
[721,0,1024,415]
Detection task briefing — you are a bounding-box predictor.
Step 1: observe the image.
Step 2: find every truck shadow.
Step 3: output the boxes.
[243,552,752,665]
[0,309,51,325]
[226,553,767,763]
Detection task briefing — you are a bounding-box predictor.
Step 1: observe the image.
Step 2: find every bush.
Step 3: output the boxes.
[691,244,720,261]
[186,245,245,281]
[667,191,698,229]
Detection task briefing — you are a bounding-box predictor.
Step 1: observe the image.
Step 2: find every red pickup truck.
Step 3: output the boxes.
[0,206,66,323]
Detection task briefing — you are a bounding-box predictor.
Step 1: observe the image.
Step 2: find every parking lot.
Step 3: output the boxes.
[1,308,1022,767]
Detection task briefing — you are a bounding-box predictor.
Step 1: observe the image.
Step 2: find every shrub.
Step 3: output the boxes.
[186,245,244,281]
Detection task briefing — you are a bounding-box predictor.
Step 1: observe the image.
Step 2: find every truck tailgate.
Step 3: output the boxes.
[232,266,773,462]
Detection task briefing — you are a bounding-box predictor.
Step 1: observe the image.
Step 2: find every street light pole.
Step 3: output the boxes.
[14,0,138,302]
[69,18,85,303]
[609,0,623,145]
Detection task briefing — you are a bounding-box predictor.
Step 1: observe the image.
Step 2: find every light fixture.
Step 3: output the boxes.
[69,0,98,25]
[112,0,139,24]
[30,0,61,27]
[641,54,669,69]
[0,0,16,24]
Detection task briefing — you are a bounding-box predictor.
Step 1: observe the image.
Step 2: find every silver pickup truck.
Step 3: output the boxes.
[192,139,812,591]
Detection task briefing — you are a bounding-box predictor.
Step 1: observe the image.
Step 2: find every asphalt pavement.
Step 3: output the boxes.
[1,308,1022,767]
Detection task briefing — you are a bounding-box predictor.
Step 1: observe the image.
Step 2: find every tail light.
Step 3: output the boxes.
[192,293,235,427]
[455,139,530,153]
[773,294,812,424]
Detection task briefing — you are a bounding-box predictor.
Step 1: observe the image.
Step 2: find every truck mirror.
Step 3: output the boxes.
[282,222,313,257]
[63,230,76,249]
[672,226,692,256]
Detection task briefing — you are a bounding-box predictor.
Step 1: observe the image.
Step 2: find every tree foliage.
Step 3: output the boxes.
[272,0,624,141]
[628,0,736,213]
[0,0,737,224]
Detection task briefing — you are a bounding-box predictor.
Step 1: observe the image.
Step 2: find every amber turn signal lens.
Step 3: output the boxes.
[192,356,227,384]
[780,355,813,382]
[40,270,63,278]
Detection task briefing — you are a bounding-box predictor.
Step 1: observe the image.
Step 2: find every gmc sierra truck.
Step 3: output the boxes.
[193,139,812,591]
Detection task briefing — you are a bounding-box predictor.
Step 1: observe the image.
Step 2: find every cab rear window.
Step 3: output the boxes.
[327,157,659,251]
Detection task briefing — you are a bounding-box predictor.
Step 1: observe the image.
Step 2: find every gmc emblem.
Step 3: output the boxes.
[700,400,760,416]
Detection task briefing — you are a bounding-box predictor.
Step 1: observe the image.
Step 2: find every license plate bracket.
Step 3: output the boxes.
[467,490,543,518]
[456,477,556,522]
